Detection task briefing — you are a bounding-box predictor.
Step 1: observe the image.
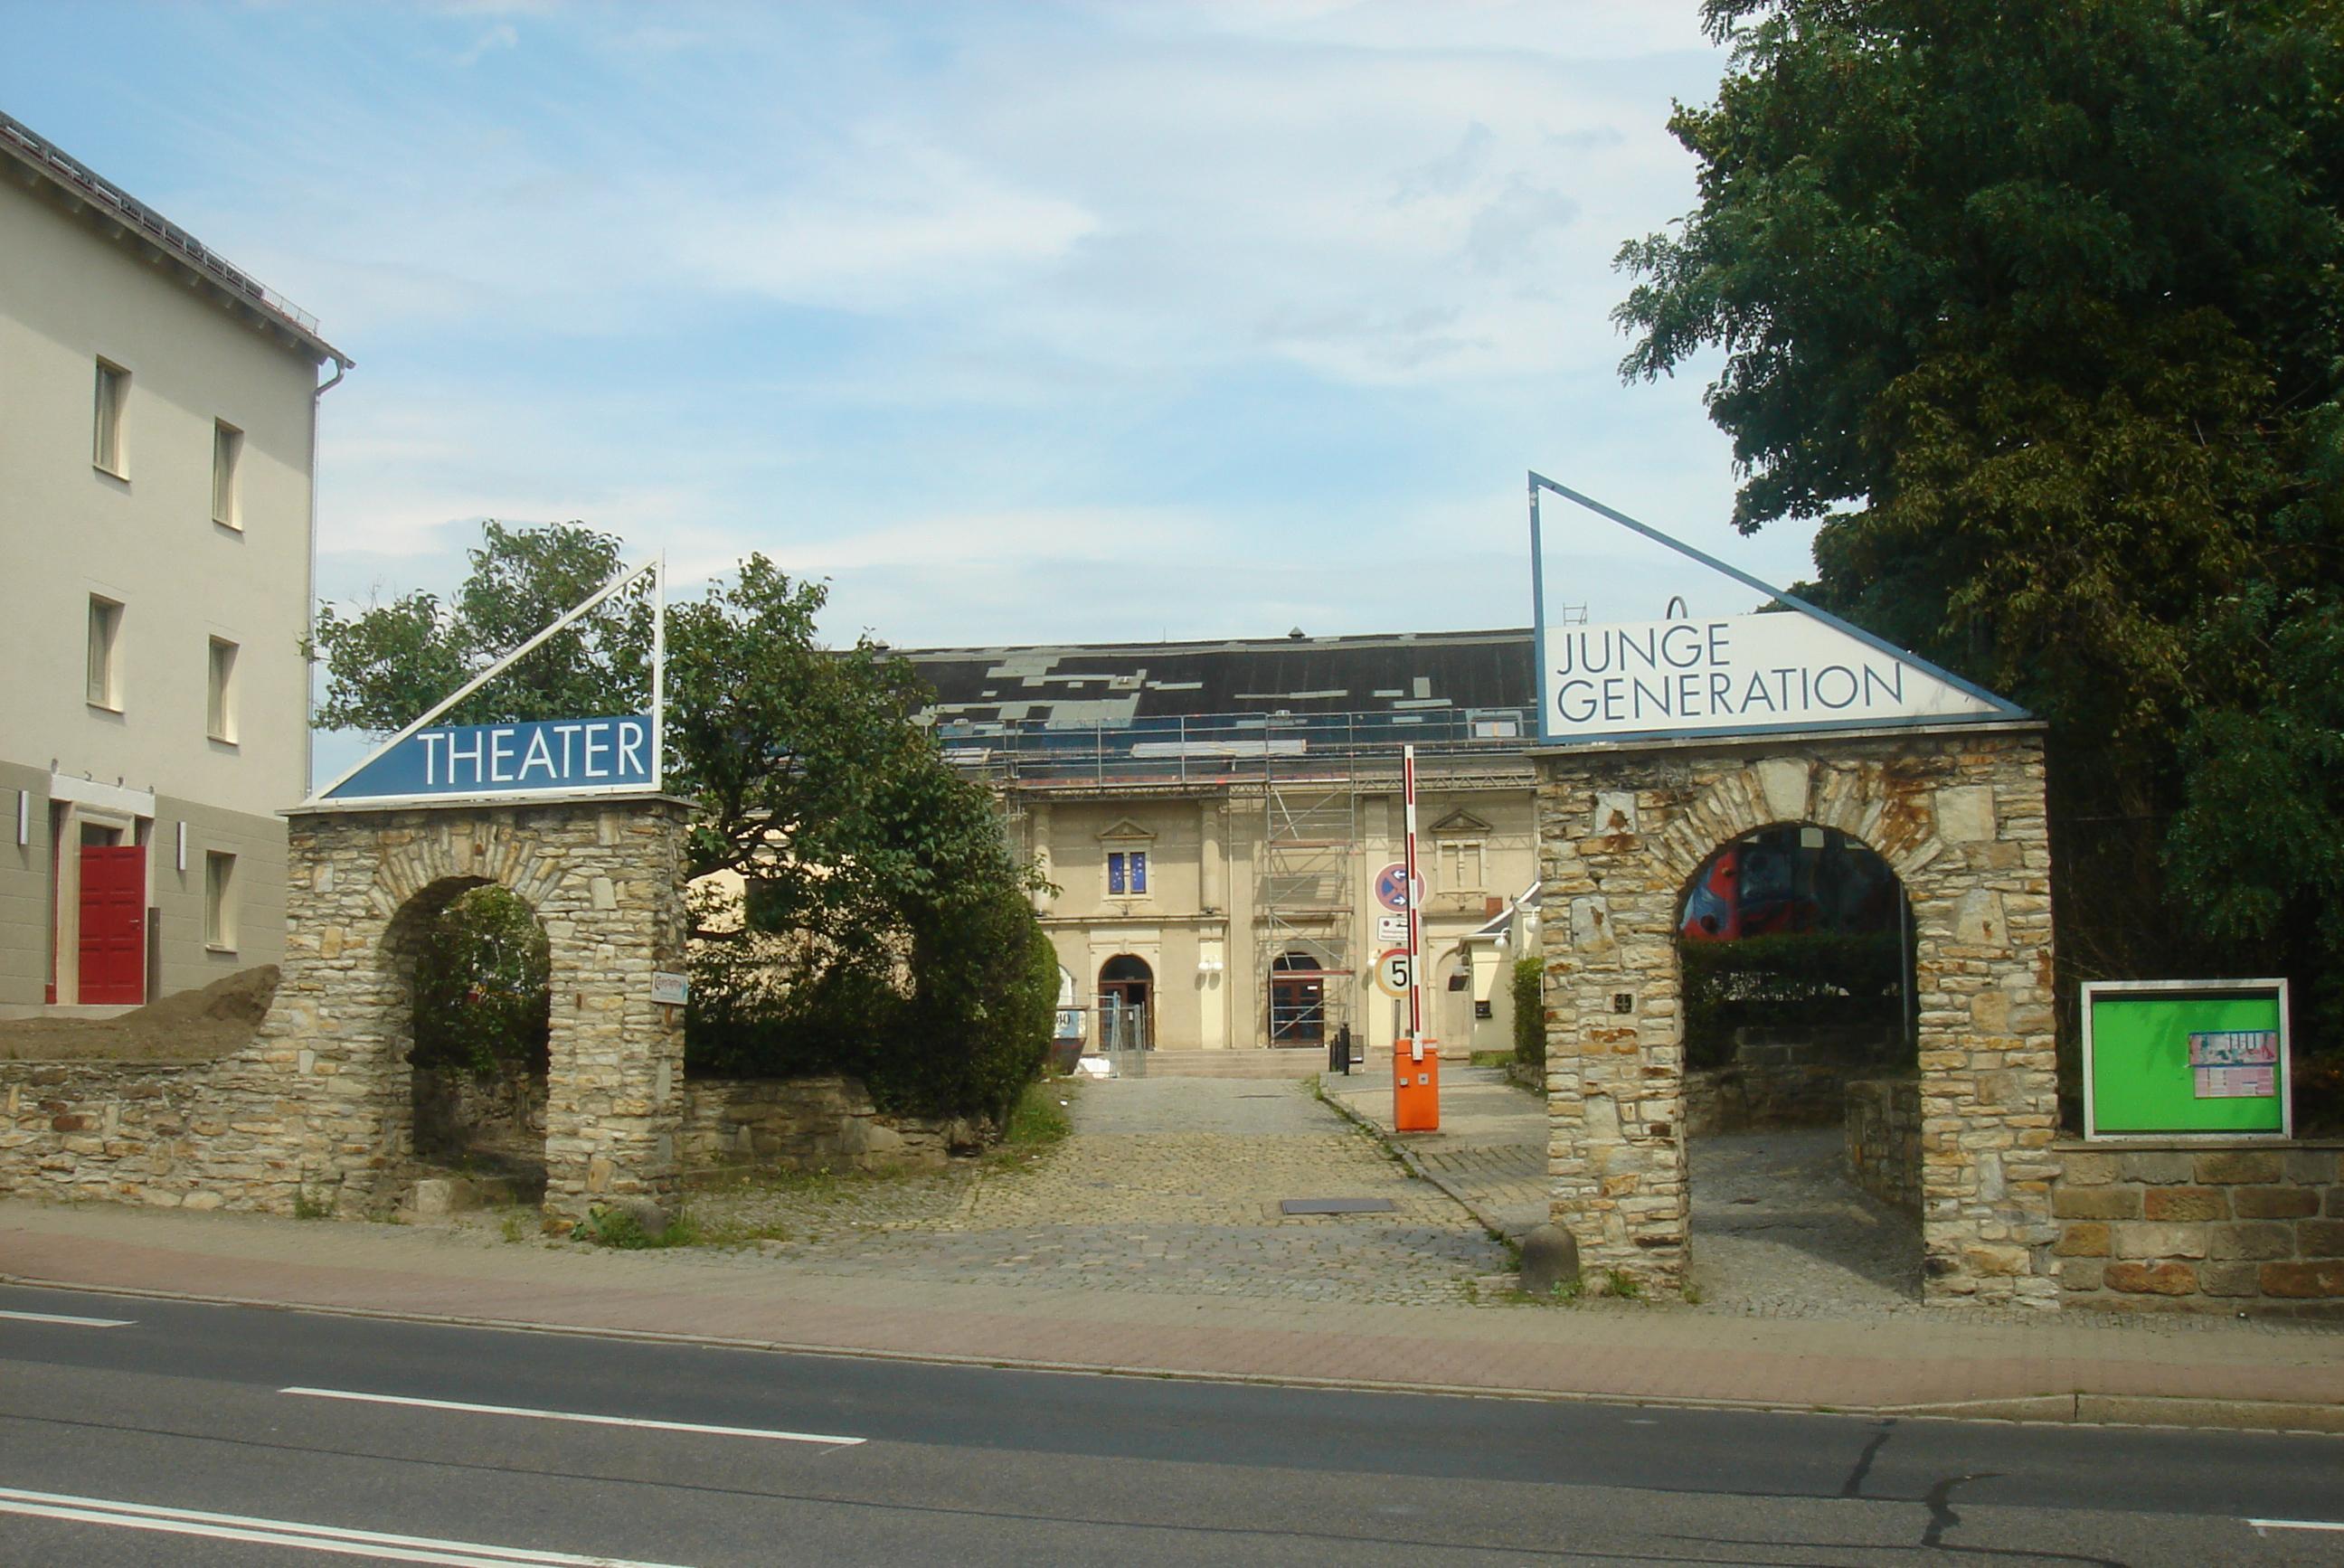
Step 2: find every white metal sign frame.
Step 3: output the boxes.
[1526,474,2027,747]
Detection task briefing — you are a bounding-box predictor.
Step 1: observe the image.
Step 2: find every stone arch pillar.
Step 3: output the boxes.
[260,796,691,1222]
[1534,723,2059,1307]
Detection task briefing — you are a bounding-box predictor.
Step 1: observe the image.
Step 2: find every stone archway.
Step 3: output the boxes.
[257,797,690,1222]
[1534,723,2059,1307]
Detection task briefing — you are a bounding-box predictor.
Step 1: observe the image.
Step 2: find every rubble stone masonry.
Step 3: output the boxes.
[1535,723,2061,1307]
[0,798,691,1222]
[2051,1141,2344,1316]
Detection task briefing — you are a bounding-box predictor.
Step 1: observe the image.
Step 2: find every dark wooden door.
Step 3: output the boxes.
[78,845,146,1005]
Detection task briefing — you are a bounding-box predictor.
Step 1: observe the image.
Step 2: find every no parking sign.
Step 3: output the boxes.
[1373,862,1422,912]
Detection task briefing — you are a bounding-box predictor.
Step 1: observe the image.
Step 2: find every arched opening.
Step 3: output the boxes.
[1676,824,1921,1305]
[388,877,552,1206]
[1099,954,1154,1053]
[1268,949,1328,1046]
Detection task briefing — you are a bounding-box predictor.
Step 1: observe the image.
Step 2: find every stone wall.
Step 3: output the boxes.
[2051,1142,2344,1316]
[411,1068,547,1164]
[1846,1075,1923,1214]
[679,1076,987,1174]
[1536,723,2060,1307]
[1683,1026,1904,1137]
[0,798,693,1222]
[0,1056,311,1209]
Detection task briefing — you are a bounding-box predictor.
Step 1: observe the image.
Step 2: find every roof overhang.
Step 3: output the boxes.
[0,109,351,370]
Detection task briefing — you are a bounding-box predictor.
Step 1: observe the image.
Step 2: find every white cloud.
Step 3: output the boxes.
[452,23,518,67]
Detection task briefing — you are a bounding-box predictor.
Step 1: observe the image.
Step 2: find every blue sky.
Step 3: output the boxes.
[5,3,1810,663]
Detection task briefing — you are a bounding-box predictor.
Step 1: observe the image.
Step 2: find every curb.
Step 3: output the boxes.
[8,1267,2339,1436]
[1316,1079,1522,1242]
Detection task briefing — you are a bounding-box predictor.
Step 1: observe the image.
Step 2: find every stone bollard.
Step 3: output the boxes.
[1519,1223,1581,1298]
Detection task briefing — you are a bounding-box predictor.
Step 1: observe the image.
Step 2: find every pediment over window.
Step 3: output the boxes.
[1097,817,1155,842]
[1430,809,1493,836]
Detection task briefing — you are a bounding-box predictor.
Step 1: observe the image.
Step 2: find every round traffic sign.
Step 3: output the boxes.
[1373,862,1424,912]
[1375,948,1413,998]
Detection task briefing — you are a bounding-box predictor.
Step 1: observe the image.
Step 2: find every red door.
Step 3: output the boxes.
[78,845,146,1005]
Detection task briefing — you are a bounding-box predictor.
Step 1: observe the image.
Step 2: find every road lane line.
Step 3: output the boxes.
[0,1308,133,1327]
[2249,1519,2344,1533]
[0,1485,696,1566]
[279,1385,865,1447]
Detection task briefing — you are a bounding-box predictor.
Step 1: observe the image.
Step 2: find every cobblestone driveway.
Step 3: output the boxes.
[687,1078,1509,1306]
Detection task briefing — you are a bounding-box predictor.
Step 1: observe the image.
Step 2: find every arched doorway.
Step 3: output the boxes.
[1677,823,1920,1303]
[1268,949,1327,1046]
[392,879,553,1206]
[1099,954,1153,1052]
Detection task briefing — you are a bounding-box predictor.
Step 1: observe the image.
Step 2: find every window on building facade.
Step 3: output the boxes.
[87,596,123,709]
[204,851,237,950]
[212,420,243,528]
[1107,849,1148,896]
[207,637,239,742]
[1441,839,1485,893]
[93,360,128,477]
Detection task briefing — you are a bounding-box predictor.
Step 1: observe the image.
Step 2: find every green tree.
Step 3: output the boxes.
[410,885,551,1079]
[1613,2,2344,1080]
[314,523,1053,1120]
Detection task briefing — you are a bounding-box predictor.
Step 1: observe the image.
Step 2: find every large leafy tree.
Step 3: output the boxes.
[1615,1,2344,1067]
[314,524,1053,1118]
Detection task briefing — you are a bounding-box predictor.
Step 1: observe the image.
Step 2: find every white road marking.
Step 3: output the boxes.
[0,1308,133,1327]
[2249,1518,2344,1533]
[280,1385,866,1447]
[0,1485,695,1567]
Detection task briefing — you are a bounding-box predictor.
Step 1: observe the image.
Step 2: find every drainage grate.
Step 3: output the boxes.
[1279,1197,1397,1215]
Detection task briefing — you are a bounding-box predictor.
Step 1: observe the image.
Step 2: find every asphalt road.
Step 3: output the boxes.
[1,1281,2338,1566]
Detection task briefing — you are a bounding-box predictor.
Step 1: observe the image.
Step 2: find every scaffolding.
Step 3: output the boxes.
[1256,721,1357,1048]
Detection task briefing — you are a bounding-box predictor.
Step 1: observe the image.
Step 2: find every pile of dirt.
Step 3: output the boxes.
[0,965,279,1063]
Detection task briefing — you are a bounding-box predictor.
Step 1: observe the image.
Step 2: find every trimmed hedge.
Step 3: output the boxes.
[1680,931,1904,1070]
[1512,952,1545,1072]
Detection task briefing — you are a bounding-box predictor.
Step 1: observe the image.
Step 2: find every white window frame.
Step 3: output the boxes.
[87,595,123,711]
[211,420,243,528]
[207,636,239,743]
[93,359,128,477]
[1440,838,1486,893]
[203,850,237,952]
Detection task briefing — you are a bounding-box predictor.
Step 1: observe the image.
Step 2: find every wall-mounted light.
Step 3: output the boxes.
[175,821,187,873]
[14,790,26,847]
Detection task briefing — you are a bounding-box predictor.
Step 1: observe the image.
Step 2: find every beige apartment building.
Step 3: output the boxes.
[910,630,1541,1058]
[0,111,349,1013]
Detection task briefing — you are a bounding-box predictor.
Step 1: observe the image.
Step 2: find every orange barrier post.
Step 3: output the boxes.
[1394,1039,1440,1132]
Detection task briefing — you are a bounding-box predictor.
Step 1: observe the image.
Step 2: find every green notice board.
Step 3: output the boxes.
[2083,981,2290,1139]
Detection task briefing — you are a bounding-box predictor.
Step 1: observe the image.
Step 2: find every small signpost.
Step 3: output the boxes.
[1393,743,1438,1132]
[2082,979,2292,1140]
[1373,862,1422,913]
[1375,948,1413,998]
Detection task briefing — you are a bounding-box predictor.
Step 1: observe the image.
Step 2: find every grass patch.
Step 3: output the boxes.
[1001,1076,1075,1148]
[1468,1050,1514,1069]
[573,1204,702,1250]
[1601,1267,1643,1300]
[291,1187,333,1220]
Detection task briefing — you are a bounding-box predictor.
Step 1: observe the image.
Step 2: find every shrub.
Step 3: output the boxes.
[1679,931,1904,1070]
[1511,952,1545,1072]
[411,885,550,1078]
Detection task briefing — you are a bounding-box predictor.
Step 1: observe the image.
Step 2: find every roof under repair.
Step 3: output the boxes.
[903,628,1537,781]
[903,628,1535,730]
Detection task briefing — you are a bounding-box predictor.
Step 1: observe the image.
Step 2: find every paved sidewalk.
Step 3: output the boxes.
[2,1076,2339,1433]
[1320,1060,1548,1239]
